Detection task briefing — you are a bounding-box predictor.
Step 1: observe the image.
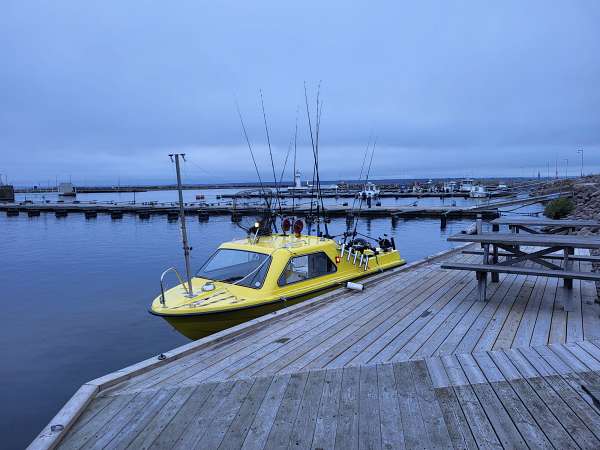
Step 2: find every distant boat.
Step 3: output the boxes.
[359,182,380,199]
[58,182,76,197]
[469,185,489,198]
[459,178,475,192]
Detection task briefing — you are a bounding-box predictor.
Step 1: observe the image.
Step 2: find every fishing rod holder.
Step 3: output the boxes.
[159,267,190,306]
[338,243,370,271]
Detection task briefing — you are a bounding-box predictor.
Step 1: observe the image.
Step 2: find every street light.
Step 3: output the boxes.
[564,158,569,179]
[577,149,584,177]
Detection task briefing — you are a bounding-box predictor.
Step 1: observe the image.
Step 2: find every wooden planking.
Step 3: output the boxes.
[358,365,382,450]
[473,352,553,449]
[60,345,600,450]
[311,369,343,450]
[488,353,580,448]
[392,362,428,449]
[326,270,474,367]
[491,275,538,350]
[246,267,466,377]
[218,376,274,450]
[329,269,474,367]
[333,366,360,450]
[440,355,503,449]
[240,374,291,450]
[287,369,326,450]
[434,273,519,356]
[263,372,309,450]
[118,386,197,449]
[410,360,452,449]
[376,363,405,450]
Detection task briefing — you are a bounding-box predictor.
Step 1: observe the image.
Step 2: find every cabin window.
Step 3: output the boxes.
[278,252,337,286]
[196,249,271,289]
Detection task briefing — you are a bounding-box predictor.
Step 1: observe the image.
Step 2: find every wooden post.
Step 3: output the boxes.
[476,271,487,301]
[491,244,499,282]
[476,214,482,234]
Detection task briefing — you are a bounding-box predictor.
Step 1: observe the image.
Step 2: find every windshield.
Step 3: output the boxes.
[196,249,271,289]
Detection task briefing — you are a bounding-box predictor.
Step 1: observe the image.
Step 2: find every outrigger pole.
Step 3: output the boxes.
[169,153,194,297]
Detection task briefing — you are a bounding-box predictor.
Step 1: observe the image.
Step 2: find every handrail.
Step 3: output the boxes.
[159,267,188,307]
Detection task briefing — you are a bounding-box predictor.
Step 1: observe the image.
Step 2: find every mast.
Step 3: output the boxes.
[170,153,194,297]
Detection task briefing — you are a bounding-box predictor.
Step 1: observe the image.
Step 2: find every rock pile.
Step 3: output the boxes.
[566,175,600,298]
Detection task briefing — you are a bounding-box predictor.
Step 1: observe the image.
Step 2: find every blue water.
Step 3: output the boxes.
[1,191,543,449]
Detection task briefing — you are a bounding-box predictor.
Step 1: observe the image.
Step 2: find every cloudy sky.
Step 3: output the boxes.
[1,1,599,185]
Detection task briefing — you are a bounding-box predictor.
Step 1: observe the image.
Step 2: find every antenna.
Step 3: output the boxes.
[169,153,194,297]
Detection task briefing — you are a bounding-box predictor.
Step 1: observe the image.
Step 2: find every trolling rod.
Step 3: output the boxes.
[350,138,377,242]
[235,100,270,211]
[304,82,329,238]
[260,89,283,217]
[343,138,371,244]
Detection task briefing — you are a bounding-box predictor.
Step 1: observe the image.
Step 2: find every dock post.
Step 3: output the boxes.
[440,213,447,229]
[476,271,487,301]
[476,213,482,234]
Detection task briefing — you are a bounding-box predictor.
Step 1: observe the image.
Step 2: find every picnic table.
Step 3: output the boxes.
[490,217,600,234]
[442,232,600,310]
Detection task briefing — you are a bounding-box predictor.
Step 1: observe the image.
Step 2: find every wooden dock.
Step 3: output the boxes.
[1,201,501,220]
[30,246,600,449]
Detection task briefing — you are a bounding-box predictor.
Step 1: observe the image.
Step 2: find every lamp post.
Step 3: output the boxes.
[564,159,569,179]
[577,149,584,177]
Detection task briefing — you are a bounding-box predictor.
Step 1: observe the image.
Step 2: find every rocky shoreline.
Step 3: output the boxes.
[566,175,600,298]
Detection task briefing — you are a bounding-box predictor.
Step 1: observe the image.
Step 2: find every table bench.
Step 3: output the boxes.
[490,217,600,234]
[442,233,600,310]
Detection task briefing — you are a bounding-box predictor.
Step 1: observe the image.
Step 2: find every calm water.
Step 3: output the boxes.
[1,191,542,449]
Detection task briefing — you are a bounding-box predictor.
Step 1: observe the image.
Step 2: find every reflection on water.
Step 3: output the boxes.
[0,190,543,449]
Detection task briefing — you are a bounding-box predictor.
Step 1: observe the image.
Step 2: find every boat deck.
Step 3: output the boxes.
[33,246,600,449]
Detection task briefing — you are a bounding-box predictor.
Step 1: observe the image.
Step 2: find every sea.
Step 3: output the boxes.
[1,188,543,449]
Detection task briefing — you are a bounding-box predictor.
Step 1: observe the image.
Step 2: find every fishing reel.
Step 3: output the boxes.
[377,234,396,252]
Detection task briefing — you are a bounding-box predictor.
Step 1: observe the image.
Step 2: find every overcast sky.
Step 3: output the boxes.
[1,1,599,185]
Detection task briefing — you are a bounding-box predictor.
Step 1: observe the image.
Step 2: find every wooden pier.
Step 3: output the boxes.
[2,193,563,223]
[1,201,501,220]
[30,245,600,449]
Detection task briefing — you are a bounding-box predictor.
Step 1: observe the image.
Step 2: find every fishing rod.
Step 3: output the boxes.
[259,90,283,218]
[292,108,298,215]
[235,100,270,211]
[304,82,329,237]
[350,138,377,241]
[342,137,371,244]
[314,86,329,237]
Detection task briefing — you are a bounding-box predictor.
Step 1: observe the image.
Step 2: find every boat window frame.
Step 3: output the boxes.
[195,248,273,290]
[277,251,338,287]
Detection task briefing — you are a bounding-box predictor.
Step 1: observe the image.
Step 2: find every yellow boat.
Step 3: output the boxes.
[150,230,405,339]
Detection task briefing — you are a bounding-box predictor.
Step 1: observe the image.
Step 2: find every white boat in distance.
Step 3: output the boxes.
[359,182,380,199]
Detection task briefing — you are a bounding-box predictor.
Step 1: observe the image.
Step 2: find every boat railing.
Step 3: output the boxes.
[159,267,188,307]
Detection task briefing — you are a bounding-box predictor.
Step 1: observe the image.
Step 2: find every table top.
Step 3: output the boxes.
[490,217,600,227]
[448,232,600,249]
